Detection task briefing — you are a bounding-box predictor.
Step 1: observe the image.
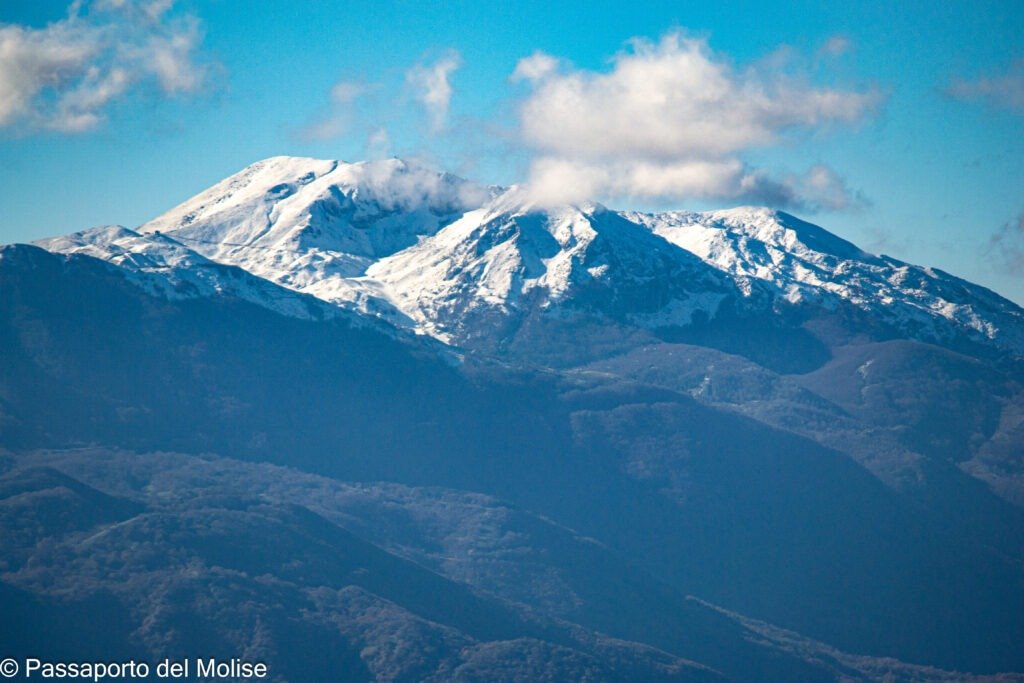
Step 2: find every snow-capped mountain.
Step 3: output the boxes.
[365,189,742,345]
[34,156,1024,360]
[631,207,1024,355]
[135,156,492,326]
[34,225,340,321]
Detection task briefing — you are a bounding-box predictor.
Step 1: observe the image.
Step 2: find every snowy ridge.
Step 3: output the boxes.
[32,156,1024,358]
[366,188,738,342]
[632,207,1024,353]
[138,156,492,320]
[36,225,342,321]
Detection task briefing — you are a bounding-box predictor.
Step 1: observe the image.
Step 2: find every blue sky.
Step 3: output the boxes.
[2,0,1022,302]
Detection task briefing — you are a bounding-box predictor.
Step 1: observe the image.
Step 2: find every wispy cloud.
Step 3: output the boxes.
[789,164,868,211]
[406,50,461,132]
[818,34,853,58]
[296,80,369,142]
[366,126,391,157]
[987,212,1024,274]
[297,50,464,153]
[298,51,466,157]
[511,32,882,207]
[0,0,211,133]
[946,59,1024,114]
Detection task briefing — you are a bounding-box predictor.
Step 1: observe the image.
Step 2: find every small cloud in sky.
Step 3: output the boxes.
[512,31,882,208]
[329,81,365,105]
[792,164,868,211]
[367,126,390,158]
[297,115,347,143]
[510,51,559,82]
[945,59,1024,114]
[0,0,211,133]
[987,212,1024,274]
[818,35,853,58]
[406,50,461,132]
[296,79,368,142]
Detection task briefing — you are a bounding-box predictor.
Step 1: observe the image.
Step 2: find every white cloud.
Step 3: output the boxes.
[946,60,1024,114]
[525,157,864,211]
[367,126,391,158]
[299,51,461,148]
[0,21,101,129]
[330,81,364,105]
[135,15,203,93]
[819,35,853,58]
[0,0,209,133]
[526,157,747,206]
[297,79,368,142]
[789,164,867,211]
[353,155,491,211]
[511,51,558,83]
[297,116,348,143]
[406,50,461,132]
[49,65,132,132]
[513,32,881,208]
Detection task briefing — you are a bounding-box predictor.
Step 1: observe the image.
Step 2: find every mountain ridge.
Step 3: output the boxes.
[34,155,1024,363]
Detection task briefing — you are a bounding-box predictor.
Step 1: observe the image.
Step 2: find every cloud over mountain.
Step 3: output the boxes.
[512,32,882,207]
[297,80,370,142]
[406,50,462,132]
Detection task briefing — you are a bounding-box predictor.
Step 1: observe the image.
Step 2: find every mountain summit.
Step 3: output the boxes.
[38,156,1024,362]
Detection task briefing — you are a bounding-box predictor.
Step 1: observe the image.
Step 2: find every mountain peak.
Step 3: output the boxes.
[31,157,1024,359]
[707,206,874,262]
[480,185,608,221]
[134,155,490,280]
